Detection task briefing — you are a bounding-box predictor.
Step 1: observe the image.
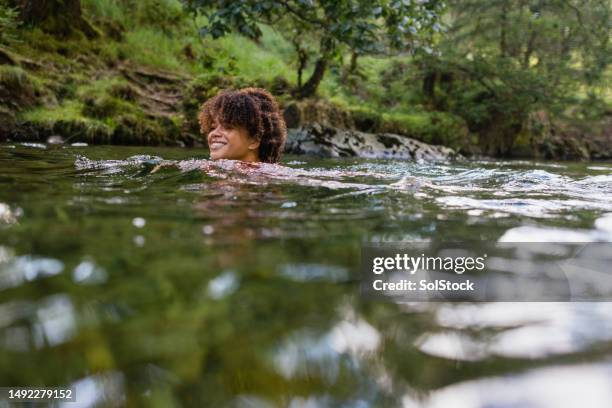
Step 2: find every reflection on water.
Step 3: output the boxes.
[0,250,64,289]
[37,295,77,347]
[207,270,239,299]
[73,259,107,285]
[418,303,612,360]
[273,315,381,381]
[0,203,22,225]
[407,363,612,408]
[62,371,124,408]
[1,143,612,406]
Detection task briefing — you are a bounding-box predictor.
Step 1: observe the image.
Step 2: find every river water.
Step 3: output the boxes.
[1,143,612,407]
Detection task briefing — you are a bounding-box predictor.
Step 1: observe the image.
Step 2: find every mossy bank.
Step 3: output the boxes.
[0,0,609,160]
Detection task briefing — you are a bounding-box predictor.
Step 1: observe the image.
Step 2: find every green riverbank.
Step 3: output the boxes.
[0,0,610,160]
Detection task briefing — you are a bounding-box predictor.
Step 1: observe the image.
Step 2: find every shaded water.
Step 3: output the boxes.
[1,143,612,407]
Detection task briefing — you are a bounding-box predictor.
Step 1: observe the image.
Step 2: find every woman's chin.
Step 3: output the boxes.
[209,150,225,160]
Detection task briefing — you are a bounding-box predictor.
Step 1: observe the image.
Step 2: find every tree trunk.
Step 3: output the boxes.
[349,51,358,74]
[422,70,436,105]
[297,57,327,99]
[523,29,537,68]
[297,49,308,89]
[10,0,97,38]
[296,37,333,99]
[291,35,309,89]
[499,0,508,57]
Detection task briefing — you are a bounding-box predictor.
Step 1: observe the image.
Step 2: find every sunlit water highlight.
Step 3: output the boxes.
[1,143,612,407]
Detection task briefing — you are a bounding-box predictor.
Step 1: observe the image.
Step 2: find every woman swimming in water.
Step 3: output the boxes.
[199,87,287,163]
[148,87,417,190]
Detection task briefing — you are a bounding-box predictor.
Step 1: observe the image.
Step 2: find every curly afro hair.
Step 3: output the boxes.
[199,87,287,163]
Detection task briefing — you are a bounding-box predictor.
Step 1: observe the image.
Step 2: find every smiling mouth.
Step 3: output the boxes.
[209,141,227,150]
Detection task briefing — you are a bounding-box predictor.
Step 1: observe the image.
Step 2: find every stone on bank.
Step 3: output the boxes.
[285,123,458,161]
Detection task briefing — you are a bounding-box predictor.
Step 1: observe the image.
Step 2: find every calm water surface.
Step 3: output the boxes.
[1,143,612,407]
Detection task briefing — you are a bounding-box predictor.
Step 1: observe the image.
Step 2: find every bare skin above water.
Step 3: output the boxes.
[155,158,425,193]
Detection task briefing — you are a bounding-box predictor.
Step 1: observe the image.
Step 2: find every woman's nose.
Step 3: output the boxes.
[210,127,223,137]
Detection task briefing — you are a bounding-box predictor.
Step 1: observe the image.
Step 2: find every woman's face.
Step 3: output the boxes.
[207,119,260,162]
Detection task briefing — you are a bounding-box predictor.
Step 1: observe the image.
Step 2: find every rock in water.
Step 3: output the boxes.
[47,135,64,145]
[285,123,458,161]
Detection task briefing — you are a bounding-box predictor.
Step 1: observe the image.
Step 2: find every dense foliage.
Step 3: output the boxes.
[415,0,611,155]
[1,0,610,158]
[185,0,445,98]
[0,0,20,45]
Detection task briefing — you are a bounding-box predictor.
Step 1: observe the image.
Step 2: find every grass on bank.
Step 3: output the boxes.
[21,101,88,123]
[5,0,467,148]
[80,0,402,107]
